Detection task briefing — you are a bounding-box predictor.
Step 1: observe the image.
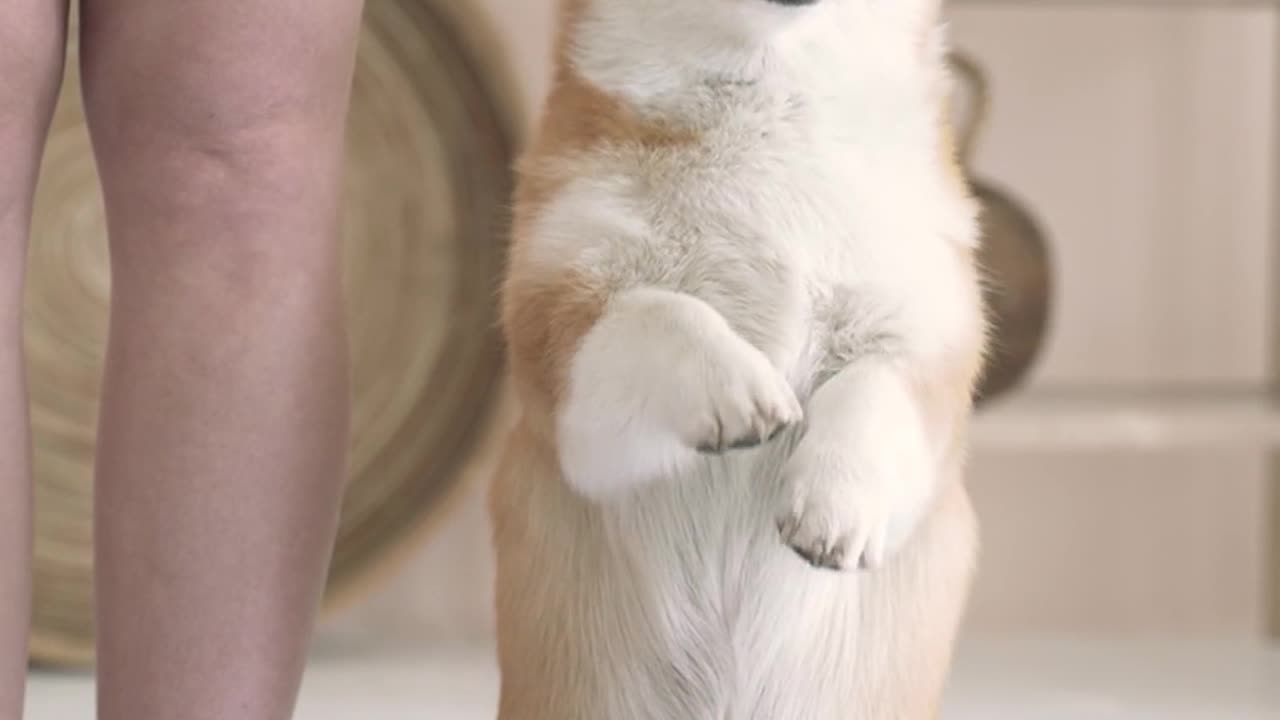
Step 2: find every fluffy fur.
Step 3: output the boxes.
[490,0,987,717]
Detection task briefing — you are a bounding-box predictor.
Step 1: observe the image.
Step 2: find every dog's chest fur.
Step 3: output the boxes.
[561,41,973,392]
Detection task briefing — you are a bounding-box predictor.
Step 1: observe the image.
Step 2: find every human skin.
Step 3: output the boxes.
[0,1,71,717]
[1,1,366,718]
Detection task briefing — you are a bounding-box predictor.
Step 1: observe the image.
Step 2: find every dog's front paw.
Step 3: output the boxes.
[673,335,803,454]
[776,437,926,572]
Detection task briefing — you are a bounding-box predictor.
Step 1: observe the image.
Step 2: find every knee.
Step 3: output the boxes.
[87,115,348,307]
[105,119,333,248]
[81,50,349,203]
[86,83,350,264]
[71,2,366,272]
[94,106,336,209]
[81,51,349,212]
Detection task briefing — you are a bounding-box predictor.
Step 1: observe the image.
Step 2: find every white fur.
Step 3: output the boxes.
[494,0,983,717]
[778,359,934,570]
[559,287,803,500]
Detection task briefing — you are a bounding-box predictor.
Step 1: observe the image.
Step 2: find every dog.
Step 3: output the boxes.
[490,0,987,717]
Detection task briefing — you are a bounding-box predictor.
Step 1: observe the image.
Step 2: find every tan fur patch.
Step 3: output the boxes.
[504,17,694,419]
[521,3,694,203]
[502,266,606,417]
[510,66,694,256]
[526,67,694,180]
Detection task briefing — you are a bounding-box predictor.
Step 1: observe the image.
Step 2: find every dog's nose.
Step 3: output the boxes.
[765,0,821,6]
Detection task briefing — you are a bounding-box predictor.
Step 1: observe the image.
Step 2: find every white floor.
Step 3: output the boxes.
[26,637,1280,719]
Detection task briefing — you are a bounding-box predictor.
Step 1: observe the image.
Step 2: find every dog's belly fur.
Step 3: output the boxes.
[492,433,977,720]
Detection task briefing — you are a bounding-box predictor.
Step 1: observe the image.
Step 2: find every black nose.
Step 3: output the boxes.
[766,0,820,5]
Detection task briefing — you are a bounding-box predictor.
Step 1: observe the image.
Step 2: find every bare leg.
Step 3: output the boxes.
[0,3,69,717]
[79,1,363,718]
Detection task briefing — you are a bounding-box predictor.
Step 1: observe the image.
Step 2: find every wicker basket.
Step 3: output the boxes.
[25,0,519,667]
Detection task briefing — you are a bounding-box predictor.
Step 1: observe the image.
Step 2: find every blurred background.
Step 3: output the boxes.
[22,0,1280,717]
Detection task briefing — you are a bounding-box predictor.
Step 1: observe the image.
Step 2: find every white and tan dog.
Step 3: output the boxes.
[490,0,987,717]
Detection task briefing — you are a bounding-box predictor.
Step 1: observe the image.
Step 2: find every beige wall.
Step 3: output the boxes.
[952,4,1276,637]
[322,0,1279,646]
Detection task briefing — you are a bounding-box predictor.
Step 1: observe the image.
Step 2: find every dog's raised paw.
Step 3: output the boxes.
[777,507,884,572]
[681,337,802,455]
[776,444,896,573]
[776,514,851,570]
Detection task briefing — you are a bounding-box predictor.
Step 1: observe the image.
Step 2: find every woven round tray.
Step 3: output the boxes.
[25,2,517,667]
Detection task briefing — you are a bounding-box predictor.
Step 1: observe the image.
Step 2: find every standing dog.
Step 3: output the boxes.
[491,0,986,717]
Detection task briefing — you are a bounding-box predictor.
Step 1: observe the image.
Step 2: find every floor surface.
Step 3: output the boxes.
[26,637,1280,718]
